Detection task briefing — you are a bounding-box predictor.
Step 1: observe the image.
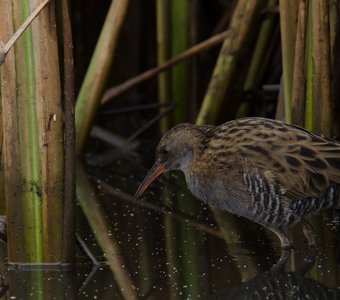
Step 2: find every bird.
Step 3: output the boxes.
[133,117,340,249]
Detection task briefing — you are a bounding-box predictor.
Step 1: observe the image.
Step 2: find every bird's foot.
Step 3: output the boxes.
[268,227,292,250]
[281,244,292,251]
[270,247,291,272]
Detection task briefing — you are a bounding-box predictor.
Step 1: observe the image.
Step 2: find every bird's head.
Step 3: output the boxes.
[133,123,201,201]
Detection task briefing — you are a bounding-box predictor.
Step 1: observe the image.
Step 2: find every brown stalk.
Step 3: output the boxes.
[312,0,333,135]
[0,0,25,259]
[279,0,299,122]
[275,77,286,120]
[1,0,65,263]
[291,0,307,127]
[0,0,50,64]
[58,0,76,265]
[332,1,340,137]
[101,30,230,104]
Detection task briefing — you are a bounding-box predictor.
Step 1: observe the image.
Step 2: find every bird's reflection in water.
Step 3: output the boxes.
[209,247,340,300]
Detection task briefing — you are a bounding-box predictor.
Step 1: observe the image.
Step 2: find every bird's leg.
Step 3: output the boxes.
[270,248,291,272]
[300,219,316,246]
[268,227,292,250]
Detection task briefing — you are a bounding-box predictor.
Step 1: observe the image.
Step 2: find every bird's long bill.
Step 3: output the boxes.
[133,163,165,201]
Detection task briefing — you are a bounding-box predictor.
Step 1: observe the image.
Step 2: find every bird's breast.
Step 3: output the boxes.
[184,170,250,216]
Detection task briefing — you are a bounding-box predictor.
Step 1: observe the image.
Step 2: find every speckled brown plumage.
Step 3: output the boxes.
[134,117,340,248]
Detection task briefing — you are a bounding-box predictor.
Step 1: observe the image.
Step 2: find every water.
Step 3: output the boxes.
[79,148,340,299]
[1,144,339,299]
[0,239,339,299]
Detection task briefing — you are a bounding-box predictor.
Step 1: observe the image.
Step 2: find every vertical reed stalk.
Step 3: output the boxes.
[0,79,4,215]
[171,0,190,124]
[171,1,199,297]
[311,0,333,135]
[279,0,299,123]
[196,0,265,125]
[308,0,336,284]
[305,1,313,130]
[331,0,340,136]
[156,0,171,133]
[286,0,337,282]
[0,0,65,263]
[237,0,278,118]
[156,2,181,298]
[243,0,278,90]
[56,0,76,265]
[291,0,307,127]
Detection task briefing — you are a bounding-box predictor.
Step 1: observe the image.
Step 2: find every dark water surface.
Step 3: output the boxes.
[1,241,339,299]
[1,145,340,299]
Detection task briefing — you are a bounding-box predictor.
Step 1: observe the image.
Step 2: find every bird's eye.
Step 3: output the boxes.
[156,148,169,164]
[160,148,169,156]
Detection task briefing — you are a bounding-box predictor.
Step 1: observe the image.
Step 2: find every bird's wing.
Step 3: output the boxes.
[240,130,340,200]
[212,119,340,200]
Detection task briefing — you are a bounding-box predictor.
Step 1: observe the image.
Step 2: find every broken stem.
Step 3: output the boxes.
[0,0,51,64]
[101,30,229,104]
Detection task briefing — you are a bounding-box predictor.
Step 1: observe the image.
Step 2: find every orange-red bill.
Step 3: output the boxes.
[133,163,165,201]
